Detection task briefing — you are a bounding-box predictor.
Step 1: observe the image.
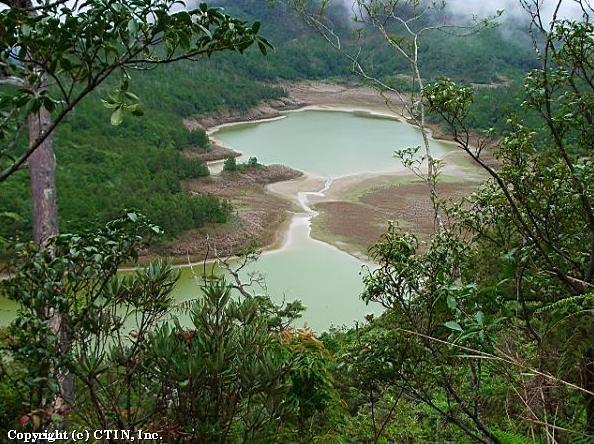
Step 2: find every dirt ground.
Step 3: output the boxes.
[157,165,302,261]
[285,81,407,113]
[310,175,482,259]
[183,144,240,162]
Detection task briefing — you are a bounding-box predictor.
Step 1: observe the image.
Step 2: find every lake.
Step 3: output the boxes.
[214,109,451,178]
[0,110,453,332]
[201,109,453,330]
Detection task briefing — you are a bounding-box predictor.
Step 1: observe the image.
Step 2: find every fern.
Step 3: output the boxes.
[535,293,594,314]
[492,428,533,444]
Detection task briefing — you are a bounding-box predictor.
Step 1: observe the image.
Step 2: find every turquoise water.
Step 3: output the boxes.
[214,109,451,177]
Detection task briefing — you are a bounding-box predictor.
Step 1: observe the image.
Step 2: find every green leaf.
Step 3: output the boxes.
[127,19,139,35]
[0,211,21,221]
[110,108,124,126]
[444,321,463,332]
[257,40,268,56]
[475,311,485,326]
[128,104,144,116]
[446,295,457,310]
[124,91,139,101]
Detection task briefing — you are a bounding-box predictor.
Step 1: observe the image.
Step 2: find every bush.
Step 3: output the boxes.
[223,156,261,173]
[223,156,238,172]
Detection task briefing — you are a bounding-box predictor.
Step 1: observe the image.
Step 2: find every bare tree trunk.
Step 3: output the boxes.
[28,106,58,245]
[414,66,442,228]
[18,0,73,410]
[28,103,74,413]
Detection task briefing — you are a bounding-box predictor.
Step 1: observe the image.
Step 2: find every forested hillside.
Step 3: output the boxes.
[0,42,289,242]
[0,0,538,244]
[214,0,538,83]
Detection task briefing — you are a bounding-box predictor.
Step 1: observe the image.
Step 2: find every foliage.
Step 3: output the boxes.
[128,279,293,442]
[223,156,238,172]
[1,211,167,427]
[0,0,271,181]
[0,213,338,441]
[223,156,261,172]
[352,9,594,441]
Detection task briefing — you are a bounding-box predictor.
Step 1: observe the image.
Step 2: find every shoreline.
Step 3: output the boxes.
[155,81,486,266]
[1,82,486,274]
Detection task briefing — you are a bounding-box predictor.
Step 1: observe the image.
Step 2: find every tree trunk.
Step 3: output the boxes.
[12,0,72,423]
[28,105,74,412]
[28,106,58,245]
[584,345,594,435]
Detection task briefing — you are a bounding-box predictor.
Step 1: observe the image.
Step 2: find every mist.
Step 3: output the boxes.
[333,0,591,23]
[443,0,589,22]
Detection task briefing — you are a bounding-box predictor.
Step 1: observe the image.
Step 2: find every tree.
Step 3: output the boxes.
[287,0,497,227]
[0,0,270,183]
[358,0,594,440]
[1,212,335,438]
[223,156,238,172]
[2,211,168,429]
[1,0,270,416]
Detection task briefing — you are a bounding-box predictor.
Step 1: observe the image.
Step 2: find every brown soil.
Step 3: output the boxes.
[183,144,240,162]
[312,178,479,258]
[361,181,472,234]
[184,97,305,131]
[158,165,302,260]
[285,81,406,112]
[313,202,387,255]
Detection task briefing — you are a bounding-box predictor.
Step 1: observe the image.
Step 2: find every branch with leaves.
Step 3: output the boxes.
[287,0,498,229]
[0,0,271,182]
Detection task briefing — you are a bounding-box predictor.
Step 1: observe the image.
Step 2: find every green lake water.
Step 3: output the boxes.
[213,109,451,178]
[0,110,453,332]
[173,215,379,332]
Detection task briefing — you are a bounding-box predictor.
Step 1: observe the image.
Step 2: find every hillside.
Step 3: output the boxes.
[0,0,537,244]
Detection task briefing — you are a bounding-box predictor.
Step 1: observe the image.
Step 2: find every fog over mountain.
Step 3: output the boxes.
[444,0,589,22]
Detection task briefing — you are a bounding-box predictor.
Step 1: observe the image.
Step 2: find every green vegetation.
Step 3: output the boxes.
[2,0,594,442]
[0,0,279,246]
[216,0,537,84]
[0,215,334,441]
[223,156,261,172]
[0,87,232,241]
[0,53,289,241]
